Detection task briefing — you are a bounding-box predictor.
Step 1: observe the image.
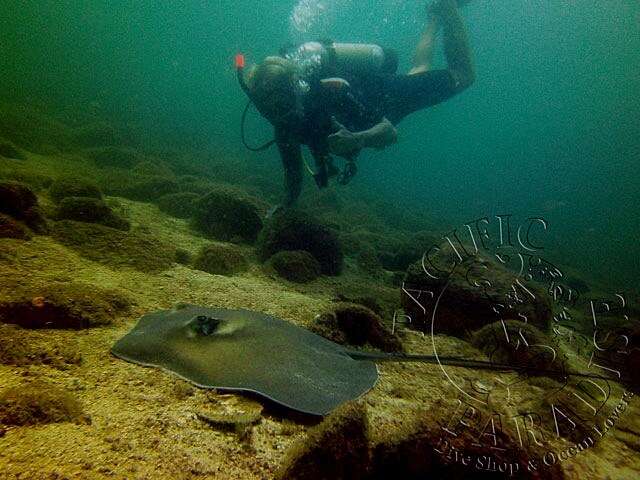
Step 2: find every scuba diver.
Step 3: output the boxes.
[236,0,475,211]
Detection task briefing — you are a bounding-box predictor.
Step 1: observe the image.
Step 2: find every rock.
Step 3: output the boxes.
[0,181,46,233]
[120,176,180,202]
[257,210,343,275]
[0,380,87,426]
[193,244,248,276]
[49,176,102,203]
[133,160,175,177]
[0,324,81,367]
[0,181,38,219]
[310,303,403,353]
[267,250,321,283]
[177,175,218,195]
[275,401,370,480]
[0,142,25,160]
[175,248,192,265]
[56,196,129,230]
[402,254,552,336]
[193,188,263,243]
[0,281,130,329]
[368,402,565,480]
[87,146,138,169]
[156,192,200,219]
[0,213,31,240]
[471,320,566,379]
[51,220,175,273]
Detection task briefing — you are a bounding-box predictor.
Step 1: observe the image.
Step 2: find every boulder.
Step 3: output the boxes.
[257,210,342,275]
[193,244,248,276]
[49,176,102,203]
[0,142,25,160]
[193,188,263,243]
[267,250,321,283]
[0,213,31,240]
[402,254,552,336]
[156,192,200,219]
[310,303,403,353]
[276,401,370,480]
[56,196,129,230]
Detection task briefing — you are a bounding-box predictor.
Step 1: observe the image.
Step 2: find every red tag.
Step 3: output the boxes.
[235,53,246,69]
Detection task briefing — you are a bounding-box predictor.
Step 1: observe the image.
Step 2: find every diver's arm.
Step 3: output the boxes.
[275,127,304,206]
[355,117,398,150]
[328,117,397,157]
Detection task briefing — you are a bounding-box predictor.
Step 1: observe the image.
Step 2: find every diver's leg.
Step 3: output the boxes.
[433,0,475,90]
[282,154,303,207]
[409,10,439,75]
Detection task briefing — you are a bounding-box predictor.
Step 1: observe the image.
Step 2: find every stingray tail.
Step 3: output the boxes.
[345,350,623,382]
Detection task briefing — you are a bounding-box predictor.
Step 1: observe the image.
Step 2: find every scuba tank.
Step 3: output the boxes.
[330,43,398,75]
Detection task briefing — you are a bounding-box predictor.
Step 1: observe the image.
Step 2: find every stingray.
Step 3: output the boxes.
[111,305,623,416]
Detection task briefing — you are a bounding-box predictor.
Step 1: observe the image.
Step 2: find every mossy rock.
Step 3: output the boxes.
[133,160,175,178]
[73,122,118,147]
[0,213,31,240]
[193,188,263,243]
[402,254,552,335]
[310,303,403,353]
[49,176,102,203]
[267,250,321,283]
[177,175,219,195]
[0,104,74,153]
[0,181,47,233]
[471,320,567,379]
[57,196,129,230]
[0,181,38,218]
[193,244,248,276]
[0,142,25,160]
[52,220,175,273]
[120,175,180,202]
[276,401,370,480]
[156,192,200,219]
[87,146,138,169]
[0,324,81,367]
[257,210,343,275]
[0,380,87,427]
[0,281,130,329]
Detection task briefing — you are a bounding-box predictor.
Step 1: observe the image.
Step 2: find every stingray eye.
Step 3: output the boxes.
[193,315,222,336]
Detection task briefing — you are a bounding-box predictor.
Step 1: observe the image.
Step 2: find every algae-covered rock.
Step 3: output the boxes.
[257,210,343,275]
[471,320,566,379]
[193,244,248,276]
[0,142,25,160]
[0,281,130,329]
[49,176,102,203]
[276,401,370,480]
[0,213,31,240]
[133,159,175,178]
[0,324,81,367]
[87,146,138,169]
[177,175,218,195]
[267,250,321,283]
[0,181,38,218]
[156,192,200,219]
[311,303,403,353]
[52,220,175,273]
[57,196,129,230]
[120,175,180,202]
[0,380,87,427]
[193,188,263,243]
[402,254,552,335]
[0,181,47,233]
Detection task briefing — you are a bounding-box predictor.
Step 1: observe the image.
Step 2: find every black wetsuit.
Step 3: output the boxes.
[276,45,462,204]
